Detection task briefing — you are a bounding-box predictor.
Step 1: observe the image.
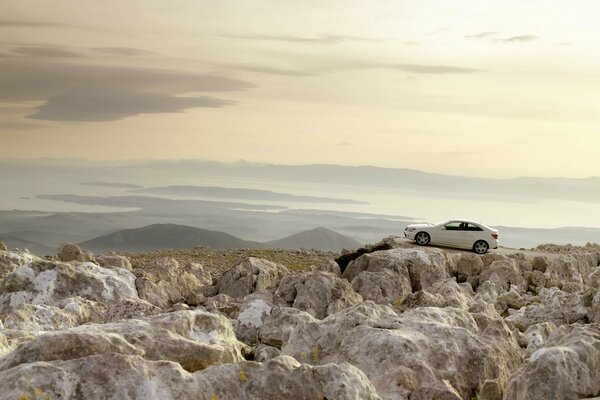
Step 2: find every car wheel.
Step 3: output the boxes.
[415,232,430,246]
[473,240,489,254]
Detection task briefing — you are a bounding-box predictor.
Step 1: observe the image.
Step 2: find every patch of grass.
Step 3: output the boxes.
[121,247,335,277]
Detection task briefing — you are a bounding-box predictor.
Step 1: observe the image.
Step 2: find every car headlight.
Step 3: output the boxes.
[406,227,416,232]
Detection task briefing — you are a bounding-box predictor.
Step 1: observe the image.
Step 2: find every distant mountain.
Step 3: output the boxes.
[0,234,54,255]
[265,227,362,251]
[136,185,367,204]
[77,224,362,253]
[78,223,260,252]
[81,181,143,189]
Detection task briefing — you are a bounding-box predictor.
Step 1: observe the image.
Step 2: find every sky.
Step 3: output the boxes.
[1,0,600,178]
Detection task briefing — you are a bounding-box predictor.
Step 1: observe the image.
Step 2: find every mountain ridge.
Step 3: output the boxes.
[78,223,361,252]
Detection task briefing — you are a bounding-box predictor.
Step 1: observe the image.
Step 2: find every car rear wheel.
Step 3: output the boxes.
[415,232,430,246]
[473,240,489,254]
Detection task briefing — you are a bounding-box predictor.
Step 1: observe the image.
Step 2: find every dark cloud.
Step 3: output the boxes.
[495,35,537,43]
[223,33,376,44]
[29,89,233,122]
[0,59,252,122]
[393,63,479,74]
[11,46,82,58]
[465,32,498,40]
[91,47,154,56]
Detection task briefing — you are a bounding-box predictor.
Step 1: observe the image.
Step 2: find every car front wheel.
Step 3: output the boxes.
[415,232,430,246]
[473,240,489,254]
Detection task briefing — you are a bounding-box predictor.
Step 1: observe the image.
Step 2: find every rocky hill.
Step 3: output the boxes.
[78,223,260,252]
[0,239,600,399]
[78,224,360,252]
[264,226,361,251]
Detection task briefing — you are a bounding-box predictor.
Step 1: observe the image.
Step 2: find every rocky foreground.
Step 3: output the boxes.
[0,240,599,400]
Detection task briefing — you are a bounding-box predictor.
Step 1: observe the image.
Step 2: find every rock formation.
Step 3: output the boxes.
[0,240,599,399]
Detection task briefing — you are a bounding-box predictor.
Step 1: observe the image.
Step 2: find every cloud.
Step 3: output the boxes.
[392,63,479,74]
[495,35,537,43]
[465,32,498,40]
[90,47,154,56]
[0,59,253,122]
[0,121,47,130]
[29,89,233,122]
[337,141,355,147]
[222,63,314,76]
[223,33,376,44]
[11,46,82,58]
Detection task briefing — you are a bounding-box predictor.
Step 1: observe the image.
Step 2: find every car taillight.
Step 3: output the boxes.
[491,233,498,239]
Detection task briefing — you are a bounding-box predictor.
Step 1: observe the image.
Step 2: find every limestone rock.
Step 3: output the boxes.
[480,379,502,400]
[456,253,484,289]
[254,344,281,362]
[236,298,273,344]
[479,259,527,293]
[545,257,584,292]
[57,243,93,262]
[259,306,316,348]
[505,324,600,400]
[343,248,451,291]
[0,260,138,317]
[95,254,132,270]
[0,310,245,373]
[317,259,342,277]
[282,302,522,400]
[0,241,7,251]
[218,257,289,299]
[0,250,35,280]
[351,268,411,307]
[506,287,587,331]
[274,271,362,319]
[0,354,381,400]
[134,258,210,308]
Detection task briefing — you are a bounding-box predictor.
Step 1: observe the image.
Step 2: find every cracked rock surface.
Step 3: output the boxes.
[1,240,599,400]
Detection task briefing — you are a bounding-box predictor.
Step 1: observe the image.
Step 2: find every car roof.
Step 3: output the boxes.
[444,219,489,227]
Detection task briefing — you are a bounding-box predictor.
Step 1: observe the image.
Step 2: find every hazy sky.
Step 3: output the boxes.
[1,1,599,178]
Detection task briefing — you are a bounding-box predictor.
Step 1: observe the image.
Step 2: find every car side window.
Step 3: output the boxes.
[444,222,462,230]
[466,223,483,231]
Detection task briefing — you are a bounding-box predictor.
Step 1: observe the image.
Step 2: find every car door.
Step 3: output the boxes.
[465,223,484,247]
[436,221,466,246]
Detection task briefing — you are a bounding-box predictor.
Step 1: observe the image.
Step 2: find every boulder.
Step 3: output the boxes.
[479,259,527,293]
[57,243,93,262]
[259,306,317,348]
[134,258,211,308]
[506,287,588,331]
[505,324,600,400]
[350,269,411,307]
[0,354,381,400]
[274,271,362,319]
[456,253,484,289]
[0,310,245,373]
[236,297,273,345]
[0,241,7,251]
[317,259,342,277]
[218,257,289,299]
[343,248,451,292]
[95,254,132,271]
[282,301,522,400]
[0,260,138,317]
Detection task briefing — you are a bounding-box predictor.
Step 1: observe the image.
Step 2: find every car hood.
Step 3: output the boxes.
[406,223,435,229]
